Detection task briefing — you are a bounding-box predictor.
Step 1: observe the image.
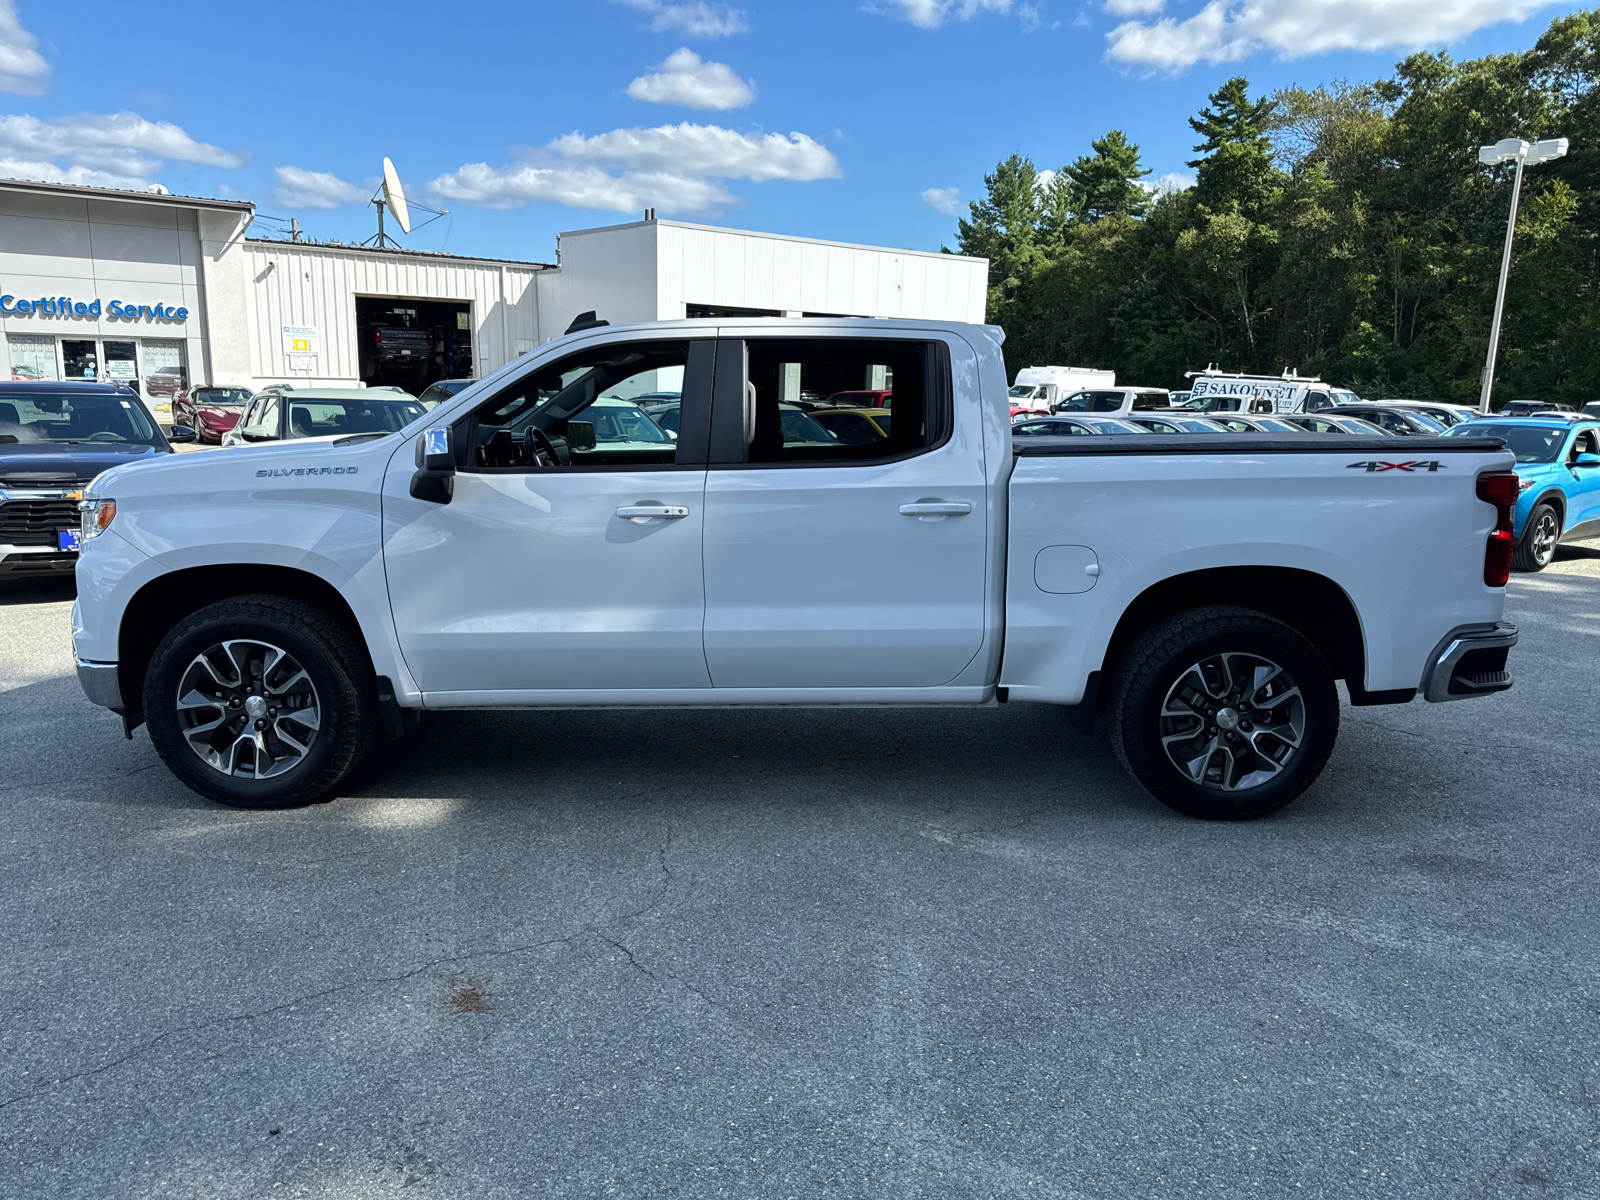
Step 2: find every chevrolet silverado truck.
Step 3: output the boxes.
[71,320,1520,820]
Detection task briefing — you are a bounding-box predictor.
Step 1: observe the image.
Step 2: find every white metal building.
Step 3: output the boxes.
[0,178,987,409]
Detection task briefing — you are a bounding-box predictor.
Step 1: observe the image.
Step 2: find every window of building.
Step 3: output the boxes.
[63,339,99,381]
[7,336,58,381]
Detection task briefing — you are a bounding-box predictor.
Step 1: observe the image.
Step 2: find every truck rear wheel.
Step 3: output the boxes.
[1108,607,1338,821]
[143,595,377,809]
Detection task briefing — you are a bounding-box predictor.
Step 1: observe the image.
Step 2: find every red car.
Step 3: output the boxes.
[172,385,254,443]
[824,388,893,408]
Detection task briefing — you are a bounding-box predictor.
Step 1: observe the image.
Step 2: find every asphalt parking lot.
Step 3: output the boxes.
[2,551,1598,1199]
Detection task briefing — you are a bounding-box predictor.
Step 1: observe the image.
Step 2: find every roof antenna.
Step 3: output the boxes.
[565,310,610,335]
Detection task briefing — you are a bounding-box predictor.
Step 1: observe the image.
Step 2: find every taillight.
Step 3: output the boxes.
[1477,470,1517,587]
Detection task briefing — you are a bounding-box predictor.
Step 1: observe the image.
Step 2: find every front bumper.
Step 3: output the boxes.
[1421,623,1518,703]
[76,659,123,711]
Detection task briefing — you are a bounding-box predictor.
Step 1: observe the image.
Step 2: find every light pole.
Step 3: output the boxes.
[1477,136,1568,413]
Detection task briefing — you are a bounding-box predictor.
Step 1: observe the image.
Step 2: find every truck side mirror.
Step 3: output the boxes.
[410,425,455,504]
[566,420,597,452]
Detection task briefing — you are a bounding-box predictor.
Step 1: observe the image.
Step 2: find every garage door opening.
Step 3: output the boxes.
[355,297,473,395]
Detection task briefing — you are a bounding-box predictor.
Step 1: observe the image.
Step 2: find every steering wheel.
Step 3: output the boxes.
[524,425,561,467]
[86,431,126,442]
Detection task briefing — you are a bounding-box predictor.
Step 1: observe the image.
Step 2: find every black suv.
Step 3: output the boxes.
[0,381,190,577]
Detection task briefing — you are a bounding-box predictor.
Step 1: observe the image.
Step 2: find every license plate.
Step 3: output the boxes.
[58,529,81,552]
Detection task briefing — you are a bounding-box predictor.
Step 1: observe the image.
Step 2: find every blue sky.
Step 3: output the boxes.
[0,0,1585,262]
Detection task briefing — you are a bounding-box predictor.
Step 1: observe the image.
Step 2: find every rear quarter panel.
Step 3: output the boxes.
[1001,447,1514,703]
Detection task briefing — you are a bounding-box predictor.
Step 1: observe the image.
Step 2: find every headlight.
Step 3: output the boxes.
[80,497,116,540]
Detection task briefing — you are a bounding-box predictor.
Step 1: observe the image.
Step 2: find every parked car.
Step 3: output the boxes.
[73,318,1519,823]
[144,366,188,399]
[1498,399,1572,417]
[1010,366,1115,409]
[416,379,474,410]
[0,381,186,577]
[1011,415,1147,436]
[172,386,254,444]
[811,407,892,444]
[1052,387,1171,416]
[1122,414,1233,434]
[1205,414,1307,434]
[1580,401,1600,418]
[1280,414,1392,435]
[1444,416,1600,570]
[1370,400,1479,427]
[824,389,893,409]
[1190,369,1357,415]
[1321,405,1447,435]
[1010,403,1053,419]
[221,387,426,446]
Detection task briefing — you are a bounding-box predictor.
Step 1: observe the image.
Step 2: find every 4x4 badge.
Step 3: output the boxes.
[1346,460,1445,472]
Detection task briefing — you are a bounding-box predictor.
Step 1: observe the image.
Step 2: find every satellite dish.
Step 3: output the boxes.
[381,157,411,235]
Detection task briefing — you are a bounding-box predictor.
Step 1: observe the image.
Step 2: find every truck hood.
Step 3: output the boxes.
[0,442,168,486]
[83,430,407,499]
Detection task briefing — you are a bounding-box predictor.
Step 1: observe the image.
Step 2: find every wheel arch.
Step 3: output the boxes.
[1530,490,1566,528]
[117,564,372,715]
[1098,566,1365,696]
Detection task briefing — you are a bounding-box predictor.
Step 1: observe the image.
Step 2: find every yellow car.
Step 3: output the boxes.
[809,406,892,445]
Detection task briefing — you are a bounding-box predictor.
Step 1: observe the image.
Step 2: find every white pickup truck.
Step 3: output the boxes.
[72,319,1520,821]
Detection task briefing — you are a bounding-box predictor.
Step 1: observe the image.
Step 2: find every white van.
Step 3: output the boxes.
[1051,386,1170,416]
[1189,369,1357,415]
[1009,365,1116,410]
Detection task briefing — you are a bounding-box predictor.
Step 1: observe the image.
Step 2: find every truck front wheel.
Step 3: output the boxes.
[143,595,378,809]
[1108,607,1338,820]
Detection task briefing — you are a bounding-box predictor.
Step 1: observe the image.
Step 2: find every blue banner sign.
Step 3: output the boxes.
[0,295,188,322]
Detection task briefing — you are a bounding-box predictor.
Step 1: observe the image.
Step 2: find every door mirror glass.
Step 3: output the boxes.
[419,425,453,472]
[566,420,596,452]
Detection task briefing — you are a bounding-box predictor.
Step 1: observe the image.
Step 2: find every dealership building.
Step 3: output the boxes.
[0,177,987,408]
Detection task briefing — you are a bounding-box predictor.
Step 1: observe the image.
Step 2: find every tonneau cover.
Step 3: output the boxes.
[1012,434,1506,457]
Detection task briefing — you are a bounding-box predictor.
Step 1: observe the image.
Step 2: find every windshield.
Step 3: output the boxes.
[779,406,836,445]
[1445,422,1567,463]
[287,399,425,437]
[190,388,252,407]
[1408,412,1447,433]
[0,390,159,445]
[1008,384,1043,399]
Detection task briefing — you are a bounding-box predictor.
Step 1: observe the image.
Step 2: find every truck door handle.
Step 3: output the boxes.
[615,504,689,520]
[899,501,972,516]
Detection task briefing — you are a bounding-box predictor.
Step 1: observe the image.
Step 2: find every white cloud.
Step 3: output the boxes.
[271,166,367,209]
[432,122,840,217]
[548,124,838,180]
[0,0,48,95]
[883,0,1017,29]
[0,111,245,190]
[922,185,963,215]
[619,0,748,36]
[627,48,755,109]
[1104,0,1164,15]
[1107,0,1552,68]
[1141,170,1195,193]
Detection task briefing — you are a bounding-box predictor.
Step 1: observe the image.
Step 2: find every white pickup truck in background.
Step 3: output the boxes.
[72,319,1519,820]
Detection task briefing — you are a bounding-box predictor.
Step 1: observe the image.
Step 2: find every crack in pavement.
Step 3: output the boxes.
[0,819,687,1115]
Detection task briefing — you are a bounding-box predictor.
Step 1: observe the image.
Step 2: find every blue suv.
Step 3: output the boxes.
[1444,416,1600,570]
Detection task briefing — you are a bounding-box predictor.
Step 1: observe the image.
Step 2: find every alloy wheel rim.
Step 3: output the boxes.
[1159,652,1306,792]
[175,639,321,779]
[1532,513,1558,564]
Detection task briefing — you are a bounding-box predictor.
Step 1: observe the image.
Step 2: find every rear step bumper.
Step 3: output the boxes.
[1422,622,1518,703]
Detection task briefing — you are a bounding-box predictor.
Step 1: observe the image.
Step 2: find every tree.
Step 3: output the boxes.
[956,154,1045,310]
[1189,76,1281,215]
[1062,130,1153,224]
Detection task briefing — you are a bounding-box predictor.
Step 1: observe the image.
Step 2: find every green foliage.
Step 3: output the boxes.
[952,11,1600,404]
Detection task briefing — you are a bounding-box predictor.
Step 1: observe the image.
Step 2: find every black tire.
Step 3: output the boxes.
[1108,606,1339,821]
[143,594,377,808]
[1513,502,1560,572]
